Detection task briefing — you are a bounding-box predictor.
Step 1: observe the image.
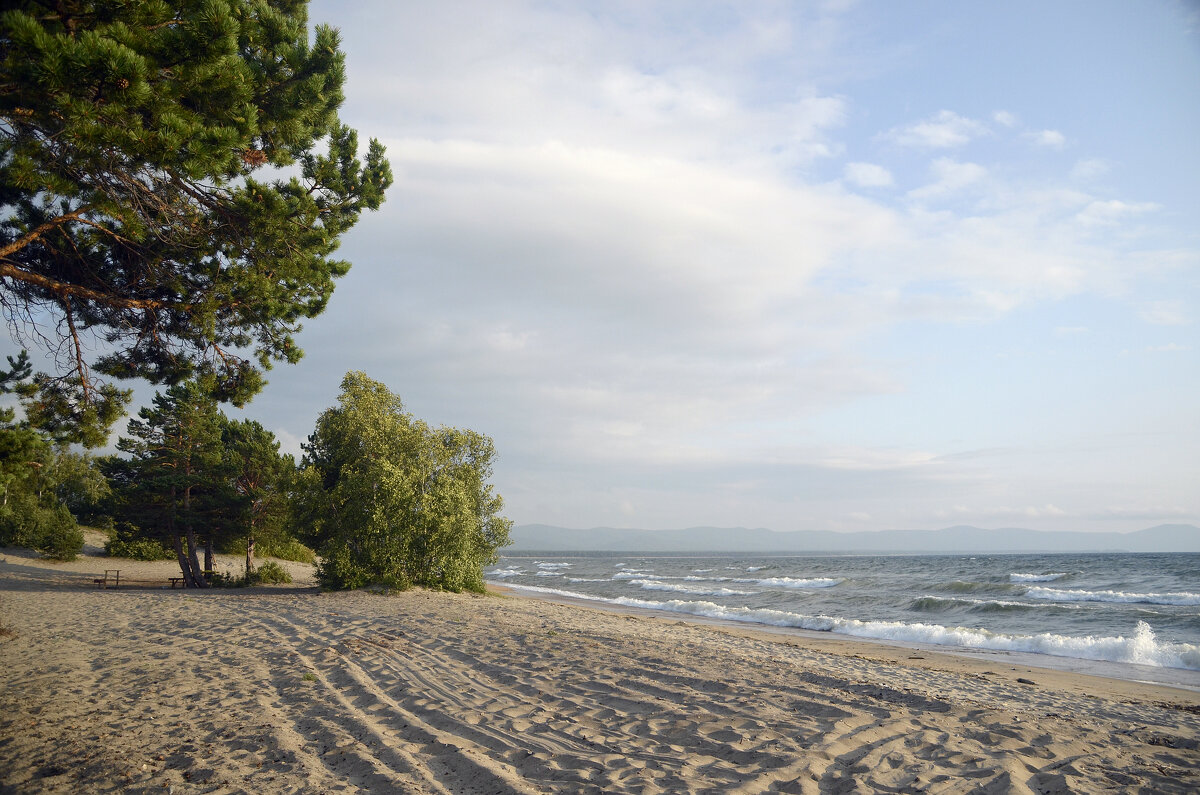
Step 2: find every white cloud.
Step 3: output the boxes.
[1139,300,1190,326]
[243,0,1200,535]
[1071,158,1110,180]
[992,110,1019,127]
[1025,129,1066,148]
[843,161,894,187]
[907,158,987,200]
[1075,199,1158,227]
[273,427,305,458]
[884,110,988,148]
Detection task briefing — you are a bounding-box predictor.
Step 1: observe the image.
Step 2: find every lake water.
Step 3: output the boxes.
[487,552,1200,684]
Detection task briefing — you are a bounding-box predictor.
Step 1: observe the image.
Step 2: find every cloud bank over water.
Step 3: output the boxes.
[201,1,1200,536]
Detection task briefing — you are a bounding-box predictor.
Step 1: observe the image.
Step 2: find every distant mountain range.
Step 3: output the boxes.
[507,523,1200,554]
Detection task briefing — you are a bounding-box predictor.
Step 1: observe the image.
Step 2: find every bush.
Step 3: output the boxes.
[207,570,239,587]
[105,537,175,561]
[33,504,84,560]
[250,560,292,585]
[257,536,316,564]
[211,561,293,588]
[0,493,83,560]
[104,522,174,561]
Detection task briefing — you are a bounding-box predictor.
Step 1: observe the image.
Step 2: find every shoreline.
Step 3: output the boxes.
[3,547,1199,793]
[490,581,1200,694]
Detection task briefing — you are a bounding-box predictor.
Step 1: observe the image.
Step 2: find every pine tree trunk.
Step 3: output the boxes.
[245,535,256,578]
[171,533,192,585]
[204,538,214,574]
[184,526,206,587]
[182,486,207,588]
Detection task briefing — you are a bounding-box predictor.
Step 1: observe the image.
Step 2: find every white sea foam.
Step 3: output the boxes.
[488,568,523,578]
[735,576,843,589]
[567,577,611,583]
[628,579,756,597]
[535,570,563,577]
[491,583,1200,671]
[746,566,765,572]
[1025,587,1200,606]
[612,571,654,580]
[535,561,572,569]
[1010,572,1068,583]
[911,595,1067,612]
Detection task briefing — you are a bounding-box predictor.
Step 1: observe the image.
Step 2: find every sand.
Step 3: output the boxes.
[1,539,1198,794]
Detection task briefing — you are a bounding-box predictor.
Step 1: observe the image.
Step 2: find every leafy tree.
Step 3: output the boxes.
[0,0,392,439]
[45,447,110,520]
[0,351,90,559]
[109,380,226,586]
[300,372,512,592]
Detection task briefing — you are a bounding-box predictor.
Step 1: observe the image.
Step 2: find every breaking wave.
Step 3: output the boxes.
[910,596,1077,615]
[1025,587,1200,606]
[628,579,756,597]
[494,583,1200,671]
[735,576,843,589]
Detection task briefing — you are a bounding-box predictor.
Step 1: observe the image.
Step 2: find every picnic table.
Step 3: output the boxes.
[93,569,120,589]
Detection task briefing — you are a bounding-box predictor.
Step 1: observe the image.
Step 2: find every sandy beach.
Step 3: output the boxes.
[2,541,1198,794]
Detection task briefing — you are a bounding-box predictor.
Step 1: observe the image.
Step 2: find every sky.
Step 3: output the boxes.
[11,0,1200,535]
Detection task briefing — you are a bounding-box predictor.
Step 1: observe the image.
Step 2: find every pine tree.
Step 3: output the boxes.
[113,381,226,587]
[222,417,293,577]
[0,1,392,437]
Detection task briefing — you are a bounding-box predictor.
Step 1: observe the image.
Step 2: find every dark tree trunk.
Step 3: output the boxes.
[171,533,192,585]
[181,485,208,588]
[184,525,207,587]
[245,535,256,578]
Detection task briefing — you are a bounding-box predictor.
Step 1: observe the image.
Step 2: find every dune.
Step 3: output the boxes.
[1,539,1197,793]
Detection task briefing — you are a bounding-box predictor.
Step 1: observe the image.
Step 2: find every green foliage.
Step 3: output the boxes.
[0,491,82,560]
[206,570,239,588]
[104,522,174,561]
[0,0,392,438]
[104,381,304,584]
[249,560,292,585]
[13,373,131,449]
[208,560,292,587]
[221,417,297,570]
[104,537,174,561]
[46,448,110,520]
[300,371,512,593]
[0,359,93,559]
[257,536,316,564]
[106,381,228,585]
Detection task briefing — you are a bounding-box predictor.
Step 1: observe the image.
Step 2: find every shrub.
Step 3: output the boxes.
[104,522,174,561]
[105,537,175,561]
[250,560,292,585]
[0,494,83,560]
[33,504,84,561]
[257,537,316,564]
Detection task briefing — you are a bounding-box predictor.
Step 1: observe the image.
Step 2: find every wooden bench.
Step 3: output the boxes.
[93,569,121,589]
[168,577,185,588]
